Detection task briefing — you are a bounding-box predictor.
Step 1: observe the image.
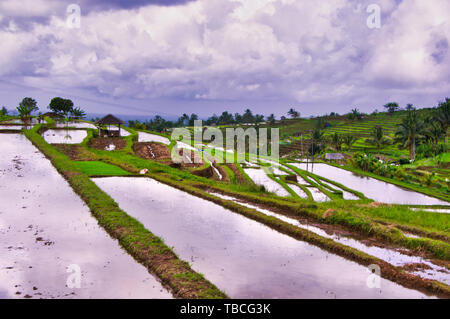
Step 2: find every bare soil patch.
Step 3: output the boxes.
[53,144,96,161]
[133,142,171,162]
[89,137,126,151]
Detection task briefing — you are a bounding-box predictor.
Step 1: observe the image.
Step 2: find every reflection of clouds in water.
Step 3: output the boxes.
[94,177,429,299]
[0,134,172,299]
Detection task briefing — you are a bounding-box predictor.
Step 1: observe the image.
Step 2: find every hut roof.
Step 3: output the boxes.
[96,114,124,125]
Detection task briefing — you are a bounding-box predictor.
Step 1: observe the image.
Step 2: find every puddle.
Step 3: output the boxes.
[0,134,172,299]
[244,168,290,197]
[42,130,88,144]
[93,177,430,298]
[290,163,449,205]
[207,192,449,286]
[138,132,170,145]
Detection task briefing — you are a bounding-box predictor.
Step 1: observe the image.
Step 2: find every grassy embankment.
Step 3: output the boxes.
[24,124,227,299]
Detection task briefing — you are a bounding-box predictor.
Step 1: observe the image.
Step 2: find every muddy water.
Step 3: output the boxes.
[0,134,172,299]
[207,192,449,286]
[290,163,449,205]
[93,177,429,298]
[42,129,88,144]
[244,168,290,197]
[138,132,170,145]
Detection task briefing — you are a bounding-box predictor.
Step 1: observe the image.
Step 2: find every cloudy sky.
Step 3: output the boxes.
[0,0,449,119]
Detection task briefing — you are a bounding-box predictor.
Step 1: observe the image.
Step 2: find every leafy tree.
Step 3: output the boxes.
[255,114,264,124]
[384,102,400,114]
[177,113,189,126]
[343,134,357,150]
[287,108,300,119]
[188,113,198,126]
[218,111,234,125]
[434,97,449,144]
[424,114,444,146]
[234,113,243,124]
[406,103,414,111]
[206,114,219,126]
[70,107,86,119]
[395,109,425,160]
[48,97,73,116]
[267,114,276,125]
[242,109,255,123]
[17,97,38,122]
[330,132,343,151]
[0,106,7,116]
[366,126,390,153]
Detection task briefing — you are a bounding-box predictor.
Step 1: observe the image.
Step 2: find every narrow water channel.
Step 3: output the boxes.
[93,176,430,299]
[0,134,172,299]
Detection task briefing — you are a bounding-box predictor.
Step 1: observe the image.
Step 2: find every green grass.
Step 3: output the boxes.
[74,161,131,176]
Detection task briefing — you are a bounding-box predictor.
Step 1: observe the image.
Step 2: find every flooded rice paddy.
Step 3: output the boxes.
[93,176,430,298]
[0,134,172,299]
[290,163,449,206]
[42,130,88,144]
[244,168,290,197]
[56,122,97,129]
[138,132,170,145]
[208,192,449,285]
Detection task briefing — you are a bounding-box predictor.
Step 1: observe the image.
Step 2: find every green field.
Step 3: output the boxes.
[74,161,131,176]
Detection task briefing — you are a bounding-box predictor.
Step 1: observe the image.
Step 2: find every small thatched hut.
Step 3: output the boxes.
[96,114,124,137]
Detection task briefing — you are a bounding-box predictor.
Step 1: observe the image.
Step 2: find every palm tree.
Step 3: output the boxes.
[343,134,357,150]
[70,107,86,120]
[424,114,444,146]
[17,97,38,123]
[395,110,425,160]
[330,132,343,151]
[434,98,449,144]
[366,126,390,154]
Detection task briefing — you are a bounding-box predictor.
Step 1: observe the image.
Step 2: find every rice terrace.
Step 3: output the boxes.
[0,0,449,313]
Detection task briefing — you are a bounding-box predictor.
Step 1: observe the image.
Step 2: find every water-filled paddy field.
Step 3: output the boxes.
[290,163,449,206]
[0,134,172,299]
[93,176,430,299]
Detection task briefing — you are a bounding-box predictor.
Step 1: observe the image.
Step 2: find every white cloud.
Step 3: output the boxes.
[0,0,449,115]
